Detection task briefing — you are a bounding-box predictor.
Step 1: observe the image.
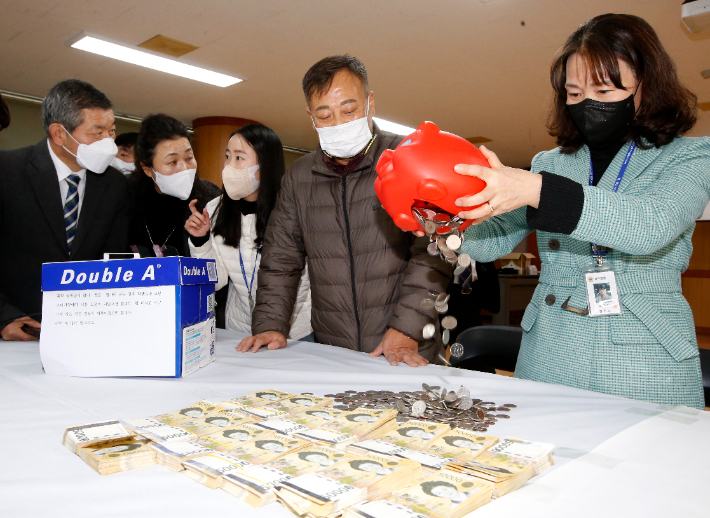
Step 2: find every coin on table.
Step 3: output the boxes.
[441,316,457,330]
[456,385,470,397]
[458,396,473,411]
[421,298,435,309]
[427,242,439,256]
[476,408,486,420]
[422,323,436,339]
[411,400,426,416]
[450,343,464,358]
[444,391,459,403]
[503,404,517,408]
[442,329,450,345]
[395,400,407,413]
[495,414,510,419]
[445,234,462,251]
[422,383,431,392]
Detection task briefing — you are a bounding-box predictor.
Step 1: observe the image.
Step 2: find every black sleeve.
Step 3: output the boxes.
[190,234,210,247]
[526,171,585,235]
[102,179,131,254]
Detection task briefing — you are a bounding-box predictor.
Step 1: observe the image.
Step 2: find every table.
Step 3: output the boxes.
[492,275,539,326]
[1,329,708,517]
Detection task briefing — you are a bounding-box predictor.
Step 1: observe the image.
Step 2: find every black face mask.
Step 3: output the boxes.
[567,94,636,149]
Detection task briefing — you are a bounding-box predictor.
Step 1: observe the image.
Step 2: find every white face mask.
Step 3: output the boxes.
[222,164,260,200]
[110,156,135,174]
[314,103,372,159]
[62,126,118,174]
[152,167,196,200]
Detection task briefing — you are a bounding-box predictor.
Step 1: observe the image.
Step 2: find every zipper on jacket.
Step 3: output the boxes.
[341,175,362,350]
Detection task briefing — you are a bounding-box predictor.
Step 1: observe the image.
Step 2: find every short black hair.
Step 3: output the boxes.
[302,55,368,105]
[115,132,138,149]
[133,113,190,172]
[41,79,112,135]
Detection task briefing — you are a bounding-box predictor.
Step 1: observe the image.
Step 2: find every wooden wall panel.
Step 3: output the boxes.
[689,221,710,271]
[682,278,710,328]
[191,116,259,188]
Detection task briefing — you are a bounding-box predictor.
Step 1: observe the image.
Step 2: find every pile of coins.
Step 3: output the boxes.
[325,384,516,432]
[412,205,477,350]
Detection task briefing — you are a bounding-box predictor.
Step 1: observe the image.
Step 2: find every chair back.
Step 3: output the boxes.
[450,325,523,373]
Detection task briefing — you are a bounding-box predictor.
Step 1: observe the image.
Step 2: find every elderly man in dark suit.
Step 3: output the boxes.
[0,79,130,341]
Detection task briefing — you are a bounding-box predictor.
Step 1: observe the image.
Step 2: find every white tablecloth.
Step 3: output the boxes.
[1,329,707,517]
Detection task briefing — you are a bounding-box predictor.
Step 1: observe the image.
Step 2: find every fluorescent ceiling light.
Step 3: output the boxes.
[67,32,243,88]
[373,117,416,135]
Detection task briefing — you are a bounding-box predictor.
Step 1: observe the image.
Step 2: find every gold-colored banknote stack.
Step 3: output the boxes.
[486,437,555,476]
[268,446,356,477]
[230,389,295,408]
[292,407,352,428]
[62,420,135,454]
[214,435,310,465]
[78,438,156,475]
[319,408,398,440]
[293,427,358,450]
[443,453,531,498]
[349,471,494,518]
[378,420,452,450]
[182,451,251,489]
[315,451,422,501]
[424,429,499,463]
[277,472,368,517]
[346,439,451,475]
[221,465,296,507]
[194,423,276,454]
[150,440,214,472]
[264,395,334,415]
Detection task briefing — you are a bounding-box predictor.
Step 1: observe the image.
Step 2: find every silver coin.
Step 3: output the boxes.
[436,237,450,252]
[453,265,466,276]
[424,221,437,235]
[435,304,448,314]
[458,396,473,411]
[446,234,462,251]
[445,254,458,265]
[395,400,406,413]
[411,400,426,416]
[422,323,436,339]
[444,391,459,403]
[427,242,439,256]
[436,293,450,305]
[441,316,458,330]
[456,385,470,397]
[442,329,450,345]
[422,383,431,392]
[450,343,464,358]
[458,253,471,268]
[421,298,435,309]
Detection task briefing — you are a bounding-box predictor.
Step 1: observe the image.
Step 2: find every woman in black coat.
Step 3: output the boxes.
[128,114,220,257]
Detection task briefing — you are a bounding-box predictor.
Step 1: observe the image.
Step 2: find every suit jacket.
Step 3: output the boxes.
[0,139,130,329]
[461,137,710,409]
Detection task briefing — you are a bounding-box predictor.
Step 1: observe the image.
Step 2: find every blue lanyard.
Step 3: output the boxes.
[238,246,259,299]
[590,141,636,264]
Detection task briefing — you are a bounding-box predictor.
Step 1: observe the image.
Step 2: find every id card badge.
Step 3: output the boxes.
[582,265,622,317]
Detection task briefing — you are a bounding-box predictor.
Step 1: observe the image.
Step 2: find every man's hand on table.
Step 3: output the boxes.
[236,331,287,353]
[1,316,41,341]
[370,328,429,367]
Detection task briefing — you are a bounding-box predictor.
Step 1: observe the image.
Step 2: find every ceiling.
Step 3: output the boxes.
[1,0,709,167]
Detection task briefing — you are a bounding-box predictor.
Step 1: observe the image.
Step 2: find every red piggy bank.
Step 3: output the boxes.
[375,121,489,232]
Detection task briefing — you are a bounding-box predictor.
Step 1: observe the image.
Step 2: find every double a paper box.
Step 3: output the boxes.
[40,257,218,378]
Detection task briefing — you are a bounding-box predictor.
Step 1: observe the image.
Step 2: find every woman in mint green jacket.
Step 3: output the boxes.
[456,14,710,409]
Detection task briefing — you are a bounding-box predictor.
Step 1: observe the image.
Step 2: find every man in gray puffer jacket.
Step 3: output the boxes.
[237,55,452,366]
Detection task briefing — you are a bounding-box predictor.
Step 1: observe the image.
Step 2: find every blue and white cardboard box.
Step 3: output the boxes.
[40,257,218,378]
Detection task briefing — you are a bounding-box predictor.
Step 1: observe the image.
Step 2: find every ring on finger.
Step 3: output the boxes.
[488,202,495,213]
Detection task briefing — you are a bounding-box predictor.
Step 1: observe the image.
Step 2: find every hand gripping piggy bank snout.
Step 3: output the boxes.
[375,121,489,232]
